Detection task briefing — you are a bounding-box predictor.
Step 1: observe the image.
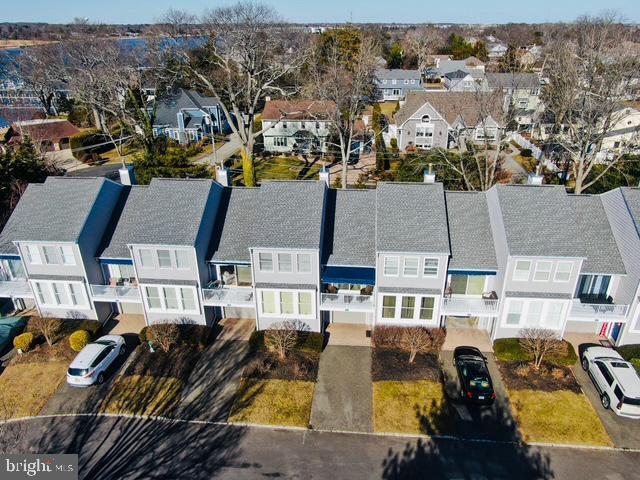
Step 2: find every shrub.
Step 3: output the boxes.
[390,138,398,151]
[514,363,531,377]
[494,338,577,366]
[148,323,180,353]
[248,330,265,352]
[520,148,533,157]
[178,324,214,348]
[69,330,91,352]
[13,332,34,352]
[76,320,102,338]
[298,332,324,353]
[372,326,405,350]
[139,326,149,344]
[550,367,566,380]
[69,129,111,162]
[29,317,62,346]
[631,358,640,373]
[264,321,298,360]
[617,344,640,361]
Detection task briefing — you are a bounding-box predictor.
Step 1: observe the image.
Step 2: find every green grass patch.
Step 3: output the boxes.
[494,338,577,366]
[509,389,612,446]
[373,380,451,435]
[251,157,322,182]
[378,101,400,118]
[229,379,314,427]
[617,344,640,361]
[101,375,183,416]
[248,330,324,354]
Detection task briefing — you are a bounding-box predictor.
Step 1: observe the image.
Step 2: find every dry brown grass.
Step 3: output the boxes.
[101,375,183,417]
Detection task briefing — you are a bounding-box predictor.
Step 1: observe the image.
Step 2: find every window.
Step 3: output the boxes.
[297,253,312,273]
[533,261,552,282]
[69,283,84,306]
[450,275,485,295]
[237,266,253,286]
[384,256,399,276]
[139,249,154,268]
[421,115,431,123]
[401,296,416,319]
[513,260,531,281]
[420,297,435,320]
[299,292,313,315]
[506,300,523,326]
[423,258,439,277]
[382,295,396,318]
[60,246,75,265]
[277,253,293,273]
[258,253,273,272]
[164,287,180,310]
[545,303,564,329]
[282,122,288,129]
[274,137,288,147]
[403,257,419,277]
[175,250,191,269]
[280,292,295,314]
[527,301,543,327]
[404,79,409,84]
[261,291,277,314]
[157,250,172,269]
[145,287,162,309]
[43,246,61,265]
[554,262,573,282]
[52,282,69,305]
[596,362,614,386]
[34,283,46,304]
[180,288,196,311]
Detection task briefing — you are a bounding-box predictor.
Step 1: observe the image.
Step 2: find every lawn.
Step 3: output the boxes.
[229,379,314,427]
[373,380,451,435]
[0,362,68,418]
[379,101,400,118]
[253,157,323,182]
[509,389,612,446]
[101,375,183,417]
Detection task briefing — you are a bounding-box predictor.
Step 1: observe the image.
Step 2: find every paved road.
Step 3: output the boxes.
[4,416,640,479]
[197,134,242,166]
[311,345,373,432]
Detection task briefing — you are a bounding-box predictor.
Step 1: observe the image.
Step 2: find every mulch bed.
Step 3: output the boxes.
[243,350,319,382]
[372,348,441,382]
[123,344,202,381]
[498,361,582,393]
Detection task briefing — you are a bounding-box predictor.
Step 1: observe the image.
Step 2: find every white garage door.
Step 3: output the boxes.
[332,311,369,325]
[120,302,144,315]
[224,306,256,319]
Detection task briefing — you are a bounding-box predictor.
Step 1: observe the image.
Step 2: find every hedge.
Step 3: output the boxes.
[140,324,213,349]
[248,330,324,354]
[69,330,91,352]
[617,344,640,362]
[13,332,34,352]
[69,129,112,162]
[494,337,578,366]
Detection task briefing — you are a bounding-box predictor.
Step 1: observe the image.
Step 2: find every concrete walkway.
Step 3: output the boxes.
[442,328,494,353]
[196,134,242,165]
[310,345,373,432]
[325,323,371,347]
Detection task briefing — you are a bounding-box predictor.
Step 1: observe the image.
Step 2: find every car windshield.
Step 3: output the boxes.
[67,368,89,377]
[462,361,492,391]
[93,340,115,347]
[611,362,630,368]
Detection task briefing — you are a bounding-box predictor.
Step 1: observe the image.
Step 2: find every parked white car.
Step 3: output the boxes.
[581,346,640,418]
[67,335,126,387]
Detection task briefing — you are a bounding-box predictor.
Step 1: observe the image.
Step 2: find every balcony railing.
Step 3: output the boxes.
[90,284,142,303]
[441,296,500,316]
[202,287,254,308]
[320,293,374,312]
[569,301,628,320]
[0,280,33,299]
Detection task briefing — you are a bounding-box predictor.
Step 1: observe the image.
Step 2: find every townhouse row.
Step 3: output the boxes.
[2,169,640,346]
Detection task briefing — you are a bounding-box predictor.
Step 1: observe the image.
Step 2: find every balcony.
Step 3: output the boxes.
[0,280,33,299]
[90,284,142,303]
[569,300,628,320]
[202,287,254,308]
[441,296,499,316]
[320,293,374,312]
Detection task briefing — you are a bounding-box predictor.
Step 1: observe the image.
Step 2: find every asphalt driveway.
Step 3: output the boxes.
[311,345,373,432]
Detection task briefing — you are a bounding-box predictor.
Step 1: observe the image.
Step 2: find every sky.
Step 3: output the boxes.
[1,0,638,25]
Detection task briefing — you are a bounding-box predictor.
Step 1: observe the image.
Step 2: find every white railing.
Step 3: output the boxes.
[202,287,254,307]
[569,301,628,319]
[441,296,500,316]
[90,284,142,303]
[0,280,33,299]
[320,293,374,312]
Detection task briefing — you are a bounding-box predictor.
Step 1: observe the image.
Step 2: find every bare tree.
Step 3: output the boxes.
[264,320,299,360]
[148,323,180,353]
[307,32,379,188]
[518,328,565,372]
[30,317,62,346]
[14,43,64,115]
[403,27,444,73]
[160,2,309,186]
[400,327,446,364]
[541,14,640,193]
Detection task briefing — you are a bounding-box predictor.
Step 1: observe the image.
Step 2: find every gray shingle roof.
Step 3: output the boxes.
[495,185,625,275]
[153,89,220,128]
[376,182,450,254]
[375,69,422,81]
[324,189,376,267]
[0,177,109,255]
[99,178,218,258]
[445,191,497,271]
[619,187,640,232]
[486,73,540,90]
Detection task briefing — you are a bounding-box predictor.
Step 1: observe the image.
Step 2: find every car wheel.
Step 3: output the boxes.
[581,357,589,371]
[601,393,611,410]
[119,345,126,356]
[97,373,105,385]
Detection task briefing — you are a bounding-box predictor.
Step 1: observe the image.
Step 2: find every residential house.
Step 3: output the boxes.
[374,69,423,102]
[599,106,640,151]
[485,73,543,130]
[442,70,485,92]
[393,91,504,151]
[261,100,335,155]
[488,43,508,59]
[152,89,224,145]
[6,119,80,151]
[0,107,45,137]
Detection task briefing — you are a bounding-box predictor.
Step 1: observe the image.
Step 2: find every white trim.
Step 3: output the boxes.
[512,259,532,282]
[257,288,316,319]
[378,293,439,326]
[554,261,573,283]
[533,260,553,282]
[383,256,400,277]
[30,279,90,309]
[423,257,439,277]
[403,256,420,277]
[141,284,200,315]
[501,298,567,330]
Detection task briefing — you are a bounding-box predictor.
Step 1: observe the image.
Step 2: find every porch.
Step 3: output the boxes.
[0,280,33,299]
[90,284,142,303]
[202,287,254,308]
[441,296,499,316]
[320,265,375,313]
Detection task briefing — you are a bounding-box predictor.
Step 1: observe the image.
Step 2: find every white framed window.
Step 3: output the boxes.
[157,250,172,269]
[258,252,273,272]
[544,303,564,329]
[403,257,419,277]
[69,283,84,306]
[279,291,295,314]
[34,282,46,304]
[261,291,277,314]
[60,246,75,265]
[180,288,196,311]
[419,297,435,320]
[382,295,396,318]
[163,287,180,310]
[145,286,162,309]
[144,285,198,313]
[139,249,154,268]
[52,282,69,305]
[43,246,61,265]
[533,261,553,282]
[527,301,543,326]
[299,291,313,315]
[380,294,437,322]
[400,296,416,319]
[297,253,312,273]
[554,262,573,282]
[175,250,191,270]
[274,137,288,147]
[277,253,293,273]
[33,281,88,308]
[24,244,42,265]
[423,258,439,277]
[258,289,315,318]
[421,115,431,123]
[506,300,523,326]
[383,256,399,276]
[512,260,531,281]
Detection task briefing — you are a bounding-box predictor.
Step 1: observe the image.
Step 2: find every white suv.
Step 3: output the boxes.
[581,346,640,419]
[67,335,126,387]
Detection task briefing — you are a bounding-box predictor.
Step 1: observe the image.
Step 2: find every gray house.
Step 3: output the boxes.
[486,73,543,129]
[374,69,423,102]
[152,89,224,145]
